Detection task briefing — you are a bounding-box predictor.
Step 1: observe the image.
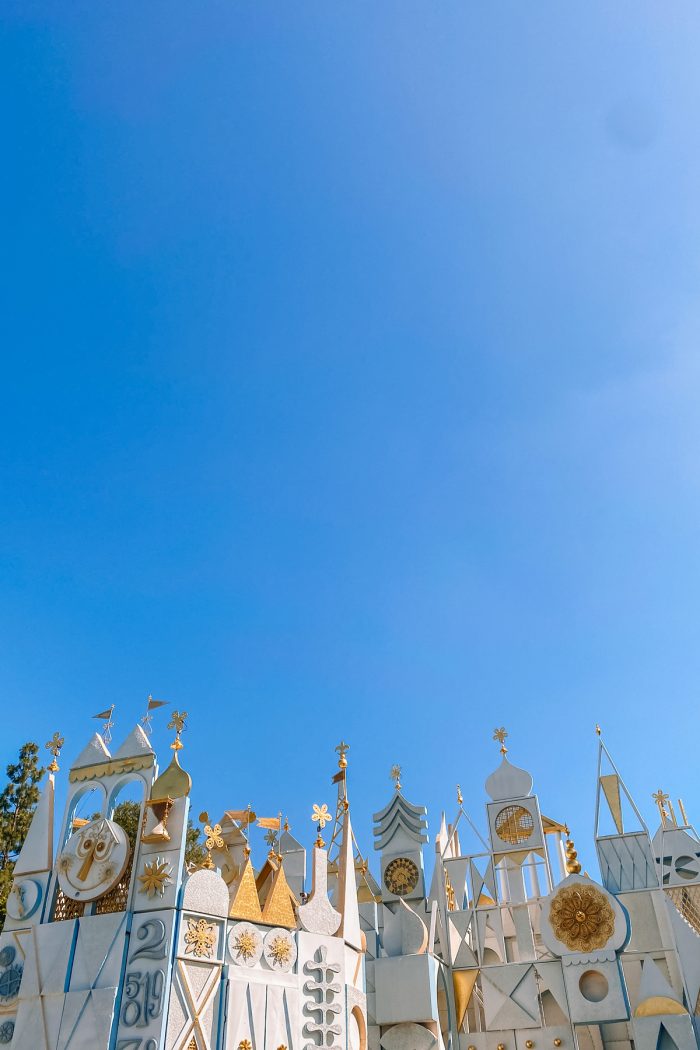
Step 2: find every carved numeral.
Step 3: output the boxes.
[121,969,165,1028]
[117,1040,158,1050]
[131,919,168,961]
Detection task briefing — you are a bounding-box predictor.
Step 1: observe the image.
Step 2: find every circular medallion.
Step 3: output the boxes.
[0,951,14,971]
[0,965,22,1003]
[228,921,263,967]
[549,884,615,952]
[494,805,534,845]
[0,1021,14,1044]
[56,816,131,902]
[383,857,420,897]
[6,879,42,922]
[263,927,296,972]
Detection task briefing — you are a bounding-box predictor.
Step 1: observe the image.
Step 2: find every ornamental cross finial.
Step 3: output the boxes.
[311,803,331,846]
[390,764,402,791]
[652,789,671,827]
[335,740,350,769]
[45,731,64,773]
[141,694,168,735]
[493,727,508,755]
[199,811,224,869]
[168,710,187,751]
[93,704,115,745]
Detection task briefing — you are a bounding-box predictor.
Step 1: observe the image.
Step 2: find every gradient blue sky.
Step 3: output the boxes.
[2,2,700,871]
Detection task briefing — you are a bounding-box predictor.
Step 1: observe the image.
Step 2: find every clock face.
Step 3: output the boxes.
[383,856,420,897]
[494,805,535,845]
[56,816,130,902]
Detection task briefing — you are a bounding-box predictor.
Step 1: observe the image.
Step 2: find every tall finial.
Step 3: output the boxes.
[167,710,187,751]
[200,811,224,870]
[335,740,350,769]
[456,783,463,807]
[652,789,670,827]
[45,731,64,773]
[93,704,115,745]
[493,727,508,756]
[390,764,402,792]
[564,826,582,874]
[595,724,602,736]
[311,803,331,847]
[141,694,168,735]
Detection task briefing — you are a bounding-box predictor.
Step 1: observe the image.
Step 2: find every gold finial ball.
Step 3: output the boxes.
[526,1041,534,1048]
[554,1040,562,1047]
[390,764,402,791]
[497,1043,506,1049]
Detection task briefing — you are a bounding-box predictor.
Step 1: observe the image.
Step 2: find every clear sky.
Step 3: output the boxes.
[2,2,700,873]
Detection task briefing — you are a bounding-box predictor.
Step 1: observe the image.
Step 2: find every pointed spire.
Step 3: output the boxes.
[373,791,428,852]
[112,724,154,761]
[71,732,110,769]
[337,802,362,949]
[261,860,297,928]
[229,849,263,921]
[14,773,54,876]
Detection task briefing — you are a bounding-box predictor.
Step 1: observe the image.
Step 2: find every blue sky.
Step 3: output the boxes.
[2,2,700,872]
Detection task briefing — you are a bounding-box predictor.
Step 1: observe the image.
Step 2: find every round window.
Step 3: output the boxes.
[494,805,535,845]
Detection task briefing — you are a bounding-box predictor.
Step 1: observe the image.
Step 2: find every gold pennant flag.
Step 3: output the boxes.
[332,770,345,784]
[225,809,257,825]
[257,817,281,831]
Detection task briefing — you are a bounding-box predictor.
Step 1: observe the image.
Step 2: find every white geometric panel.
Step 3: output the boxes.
[167,959,222,1050]
[35,921,78,994]
[225,978,255,1050]
[535,961,568,1016]
[597,834,658,893]
[57,986,118,1049]
[481,963,539,1030]
[12,995,51,1050]
[69,913,127,991]
[266,985,298,1050]
[447,911,477,969]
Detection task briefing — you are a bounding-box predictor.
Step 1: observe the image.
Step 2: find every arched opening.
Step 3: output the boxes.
[65,785,106,845]
[108,778,146,852]
[349,1006,367,1050]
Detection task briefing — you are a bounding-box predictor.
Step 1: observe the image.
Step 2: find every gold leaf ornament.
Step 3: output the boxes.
[549,883,615,952]
[138,857,173,898]
[184,917,216,958]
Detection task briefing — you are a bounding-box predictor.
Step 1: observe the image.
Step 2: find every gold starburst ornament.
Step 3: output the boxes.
[228,921,263,967]
[138,858,173,898]
[264,927,297,971]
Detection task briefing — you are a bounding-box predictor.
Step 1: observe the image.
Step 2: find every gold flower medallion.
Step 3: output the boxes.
[549,884,615,952]
[184,917,216,958]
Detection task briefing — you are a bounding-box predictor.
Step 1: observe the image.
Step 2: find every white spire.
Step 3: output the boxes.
[337,805,362,950]
[14,773,55,876]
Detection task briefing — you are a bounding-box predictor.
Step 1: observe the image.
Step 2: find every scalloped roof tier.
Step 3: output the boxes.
[484,755,534,801]
[373,792,428,851]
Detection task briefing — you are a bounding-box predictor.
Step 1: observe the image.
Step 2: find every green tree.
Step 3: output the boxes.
[111,800,206,867]
[0,743,44,927]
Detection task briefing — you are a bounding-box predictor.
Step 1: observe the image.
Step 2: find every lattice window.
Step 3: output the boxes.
[52,887,85,922]
[94,858,133,915]
[666,885,700,938]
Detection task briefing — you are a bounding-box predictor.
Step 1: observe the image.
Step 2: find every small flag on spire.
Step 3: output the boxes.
[93,705,115,745]
[141,694,168,735]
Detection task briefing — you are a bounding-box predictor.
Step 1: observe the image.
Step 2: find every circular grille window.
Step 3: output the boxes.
[494,805,534,845]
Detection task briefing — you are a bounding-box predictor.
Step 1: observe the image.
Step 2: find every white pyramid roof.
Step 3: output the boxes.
[71,732,111,769]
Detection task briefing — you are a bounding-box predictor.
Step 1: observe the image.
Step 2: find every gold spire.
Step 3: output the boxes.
[167,710,187,751]
[564,827,581,874]
[45,731,64,773]
[311,803,331,847]
[457,783,463,807]
[200,812,224,869]
[335,740,350,769]
[229,849,263,921]
[261,858,297,927]
[390,764,402,791]
[493,727,508,756]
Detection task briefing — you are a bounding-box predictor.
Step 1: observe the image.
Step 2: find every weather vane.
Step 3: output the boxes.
[493,727,508,755]
[167,710,187,751]
[141,694,168,735]
[93,704,115,745]
[390,764,402,791]
[45,731,64,773]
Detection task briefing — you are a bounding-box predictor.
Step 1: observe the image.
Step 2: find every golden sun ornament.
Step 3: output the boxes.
[184,917,216,958]
[549,884,615,952]
[138,858,173,898]
[232,929,258,961]
[267,934,292,966]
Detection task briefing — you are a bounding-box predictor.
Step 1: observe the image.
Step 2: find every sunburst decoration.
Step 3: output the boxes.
[184,917,216,958]
[138,857,173,898]
[232,929,258,961]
